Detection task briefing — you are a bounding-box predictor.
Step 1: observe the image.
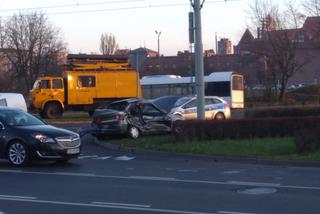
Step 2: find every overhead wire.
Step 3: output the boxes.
[0,0,146,12]
[0,0,240,16]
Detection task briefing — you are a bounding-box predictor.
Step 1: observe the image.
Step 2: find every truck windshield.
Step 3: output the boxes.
[32,80,40,90]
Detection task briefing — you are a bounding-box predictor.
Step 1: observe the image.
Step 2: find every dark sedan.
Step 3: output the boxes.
[0,107,81,166]
[83,98,172,139]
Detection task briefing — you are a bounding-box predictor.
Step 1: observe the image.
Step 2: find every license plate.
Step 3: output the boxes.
[67,148,80,154]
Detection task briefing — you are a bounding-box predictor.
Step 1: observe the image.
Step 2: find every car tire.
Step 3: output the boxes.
[127,126,140,139]
[7,141,30,166]
[214,112,226,120]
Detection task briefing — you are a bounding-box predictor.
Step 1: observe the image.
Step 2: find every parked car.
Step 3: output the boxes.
[0,107,81,166]
[150,95,182,113]
[0,93,28,112]
[169,96,231,120]
[84,98,172,139]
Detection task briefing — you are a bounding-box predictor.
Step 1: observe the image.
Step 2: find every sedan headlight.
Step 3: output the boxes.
[32,133,55,143]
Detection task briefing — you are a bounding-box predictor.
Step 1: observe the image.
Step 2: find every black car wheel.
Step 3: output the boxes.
[128,126,140,139]
[214,112,226,120]
[7,141,30,166]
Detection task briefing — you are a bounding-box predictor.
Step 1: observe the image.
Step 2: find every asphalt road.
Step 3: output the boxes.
[0,124,320,214]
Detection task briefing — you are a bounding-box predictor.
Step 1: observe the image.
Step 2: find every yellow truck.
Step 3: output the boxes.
[30,54,142,118]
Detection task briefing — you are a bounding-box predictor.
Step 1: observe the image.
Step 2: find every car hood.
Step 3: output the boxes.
[15,125,78,137]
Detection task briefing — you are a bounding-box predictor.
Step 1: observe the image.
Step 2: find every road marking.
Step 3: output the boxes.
[227,181,280,187]
[218,211,256,214]
[54,172,96,177]
[130,176,176,181]
[114,156,135,161]
[92,201,151,208]
[1,169,320,191]
[93,156,112,160]
[0,197,219,214]
[78,155,99,159]
[221,170,242,175]
[0,195,36,200]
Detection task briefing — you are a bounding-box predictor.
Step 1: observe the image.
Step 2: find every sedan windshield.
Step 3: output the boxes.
[0,109,46,126]
[174,97,191,107]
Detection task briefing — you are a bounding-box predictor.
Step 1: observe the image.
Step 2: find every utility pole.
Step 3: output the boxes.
[191,0,205,119]
[155,30,161,73]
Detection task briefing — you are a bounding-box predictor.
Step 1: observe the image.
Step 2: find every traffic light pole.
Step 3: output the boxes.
[192,0,205,119]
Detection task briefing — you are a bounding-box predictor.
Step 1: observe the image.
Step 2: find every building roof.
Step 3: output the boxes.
[129,47,157,54]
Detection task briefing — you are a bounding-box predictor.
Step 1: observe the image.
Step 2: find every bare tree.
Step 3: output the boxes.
[99,33,119,55]
[249,0,309,102]
[303,0,320,16]
[1,12,66,94]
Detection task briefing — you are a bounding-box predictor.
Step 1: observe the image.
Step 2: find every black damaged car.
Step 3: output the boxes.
[86,98,173,139]
[0,107,81,166]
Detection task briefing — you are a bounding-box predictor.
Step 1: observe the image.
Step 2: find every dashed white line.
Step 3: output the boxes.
[0,197,219,214]
[114,156,135,161]
[78,155,99,159]
[227,181,280,187]
[1,169,320,191]
[218,211,256,214]
[130,176,176,181]
[0,195,36,200]
[93,156,112,160]
[92,201,151,208]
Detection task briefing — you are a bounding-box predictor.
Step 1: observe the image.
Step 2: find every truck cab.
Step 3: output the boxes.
[30,77,65,118]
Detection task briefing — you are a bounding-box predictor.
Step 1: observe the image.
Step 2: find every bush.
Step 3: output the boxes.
[244,106,320,119]
[294,127,320,153]
[173,117,320,143]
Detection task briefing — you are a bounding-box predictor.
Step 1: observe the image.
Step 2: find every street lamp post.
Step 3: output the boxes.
[155,30,161,73]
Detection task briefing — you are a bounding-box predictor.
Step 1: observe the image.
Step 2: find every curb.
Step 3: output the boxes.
[90,136,320,168]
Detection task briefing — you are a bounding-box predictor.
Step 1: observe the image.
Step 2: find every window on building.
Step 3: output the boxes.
[78,76,96,88]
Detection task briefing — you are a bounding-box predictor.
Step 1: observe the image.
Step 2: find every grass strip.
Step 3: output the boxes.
[103,135,320,161]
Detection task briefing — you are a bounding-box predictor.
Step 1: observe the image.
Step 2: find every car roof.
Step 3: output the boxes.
[0,106,24,111]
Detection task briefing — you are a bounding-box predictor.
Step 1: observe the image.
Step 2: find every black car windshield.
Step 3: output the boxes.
[0,109,45,127]
[174,97,191,107]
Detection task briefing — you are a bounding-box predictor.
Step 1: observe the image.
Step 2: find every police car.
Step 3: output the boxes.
[169,96,231,120]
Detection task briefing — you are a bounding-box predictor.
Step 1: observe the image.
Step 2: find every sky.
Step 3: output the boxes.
[0,0,258,55]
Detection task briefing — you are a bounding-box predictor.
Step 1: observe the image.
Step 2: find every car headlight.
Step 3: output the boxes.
[32,133,56,143]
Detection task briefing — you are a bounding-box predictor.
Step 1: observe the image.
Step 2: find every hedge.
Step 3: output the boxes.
[172,117,320,142]
[244,106,320,119]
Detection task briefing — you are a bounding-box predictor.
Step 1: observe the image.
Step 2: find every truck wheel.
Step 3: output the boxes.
[44,102,63,119]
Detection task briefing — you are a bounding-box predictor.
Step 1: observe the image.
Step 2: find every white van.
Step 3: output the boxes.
[0,93,28,112]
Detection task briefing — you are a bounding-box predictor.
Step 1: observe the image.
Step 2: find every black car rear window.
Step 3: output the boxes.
[108,102,129,111]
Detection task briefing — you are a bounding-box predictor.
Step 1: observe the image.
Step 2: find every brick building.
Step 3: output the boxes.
[234,16,320,85]
[218,38,232,55]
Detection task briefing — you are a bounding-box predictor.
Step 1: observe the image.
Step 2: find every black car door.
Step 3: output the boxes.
[140,103,171,133]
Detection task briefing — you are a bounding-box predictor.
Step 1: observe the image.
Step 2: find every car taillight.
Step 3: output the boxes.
[224,102,230,108]
[116,113,125,121]
[94,117,102,124]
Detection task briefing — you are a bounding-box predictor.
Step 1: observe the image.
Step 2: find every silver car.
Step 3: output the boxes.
[169,96,231,120]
